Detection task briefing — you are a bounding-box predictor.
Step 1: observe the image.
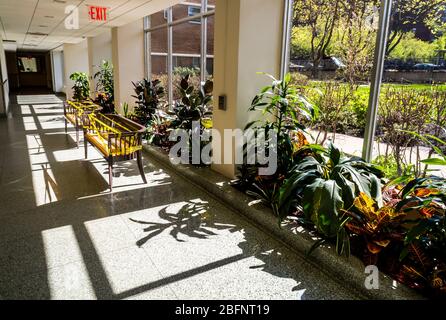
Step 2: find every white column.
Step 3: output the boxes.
[63,40,89,99]
[87,30,112,95]
[0,35,10,115]
[112,19,145,114]
[211,0,285,178]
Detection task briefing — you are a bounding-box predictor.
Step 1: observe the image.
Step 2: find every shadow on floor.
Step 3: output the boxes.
[0,94,341,300]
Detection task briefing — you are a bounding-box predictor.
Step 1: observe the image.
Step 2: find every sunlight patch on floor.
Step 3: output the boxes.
[42,225,97,300]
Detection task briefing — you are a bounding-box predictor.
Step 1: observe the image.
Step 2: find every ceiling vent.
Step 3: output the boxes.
[53,0,67,3]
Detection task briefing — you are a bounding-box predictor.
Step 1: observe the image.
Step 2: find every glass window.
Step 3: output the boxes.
[206,14,214,79]
[172,21,202,101]
[290,0,379,156]
[188,6,201,23]
[145,1,215,107]
[18,57,39,72]
[372,1,446,178]
[150,9,168,28]
[150,27,168,102]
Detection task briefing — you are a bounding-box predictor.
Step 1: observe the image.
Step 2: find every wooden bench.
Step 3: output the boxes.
[63,100,101,147]
[83,113,147,190]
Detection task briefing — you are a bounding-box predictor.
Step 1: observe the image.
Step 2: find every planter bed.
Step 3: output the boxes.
[142,144,423,300]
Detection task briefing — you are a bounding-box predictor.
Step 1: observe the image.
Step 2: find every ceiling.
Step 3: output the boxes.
[0,0,182,51]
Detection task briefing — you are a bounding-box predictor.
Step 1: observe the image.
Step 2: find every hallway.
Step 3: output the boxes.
[0,94,358,300]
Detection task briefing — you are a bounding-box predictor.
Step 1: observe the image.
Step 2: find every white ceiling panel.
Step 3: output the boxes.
[0,0,183,51]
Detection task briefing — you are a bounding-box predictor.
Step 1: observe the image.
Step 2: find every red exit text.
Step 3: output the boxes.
[88,6,107,21]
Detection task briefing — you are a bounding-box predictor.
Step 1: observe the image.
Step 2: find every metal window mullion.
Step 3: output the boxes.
[362,0,393,162]
[167,7,173,108]
[200,0,208,82]
[144,16,151,79]
[280,0,294,79]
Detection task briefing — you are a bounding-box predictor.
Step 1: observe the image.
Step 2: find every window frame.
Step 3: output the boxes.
[144,0,215,108]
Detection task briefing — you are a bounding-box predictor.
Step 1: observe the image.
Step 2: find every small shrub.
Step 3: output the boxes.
[69,72,90,101]
[132,79,166,126]
[378,87,431,176]
[93,60,114,113]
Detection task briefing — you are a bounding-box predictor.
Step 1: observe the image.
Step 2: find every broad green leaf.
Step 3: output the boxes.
[303,179,344,238]
[420,158,446,166]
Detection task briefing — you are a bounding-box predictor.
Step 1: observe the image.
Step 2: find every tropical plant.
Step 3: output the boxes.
[147,113,175,149]
[171,75,213,131]
[132,79,166,126]
[93,60,114,113]
[344,192,405,263]
[246,73,316,174]
[276,143,384,255]
[167,75,213,164]
[392,175,446,294]
[69,72,90,101]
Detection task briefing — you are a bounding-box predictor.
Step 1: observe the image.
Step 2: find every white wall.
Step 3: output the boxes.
[63,40,89,99]
[51,50,65,93]
[0,36,10,115]
[211,0,284,178]
[112,19,145,114]
[88,30,112,94]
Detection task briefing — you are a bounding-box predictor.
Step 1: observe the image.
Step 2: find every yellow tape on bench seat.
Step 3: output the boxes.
[87,114,143,156]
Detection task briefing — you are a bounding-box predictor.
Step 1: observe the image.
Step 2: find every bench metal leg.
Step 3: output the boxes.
[108,157,113,191]
[84,131,88,159]
[137,151,147,184]
[75,128,79,148]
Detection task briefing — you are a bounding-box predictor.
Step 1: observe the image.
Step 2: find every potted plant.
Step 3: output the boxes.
[132,78,166,126]
[93,60,114,113]
[69,72,90,102]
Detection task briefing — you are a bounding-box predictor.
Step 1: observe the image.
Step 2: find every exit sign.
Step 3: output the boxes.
[88,6,107,21]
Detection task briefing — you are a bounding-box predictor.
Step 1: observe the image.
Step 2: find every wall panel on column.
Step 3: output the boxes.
[112,19,145,114]
[211,0,284,178]
[0,35,10,115]
[63,40,89,99]
[88,30,112,95]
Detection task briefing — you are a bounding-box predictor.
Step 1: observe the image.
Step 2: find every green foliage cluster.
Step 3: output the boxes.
[388,33,446,62]
[132,79,166,126]
[69,72,90,101]
[93,60,114,113]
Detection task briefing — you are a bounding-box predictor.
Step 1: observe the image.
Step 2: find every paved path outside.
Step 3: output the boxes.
[310,130,446,177]
[0,94,359,300]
